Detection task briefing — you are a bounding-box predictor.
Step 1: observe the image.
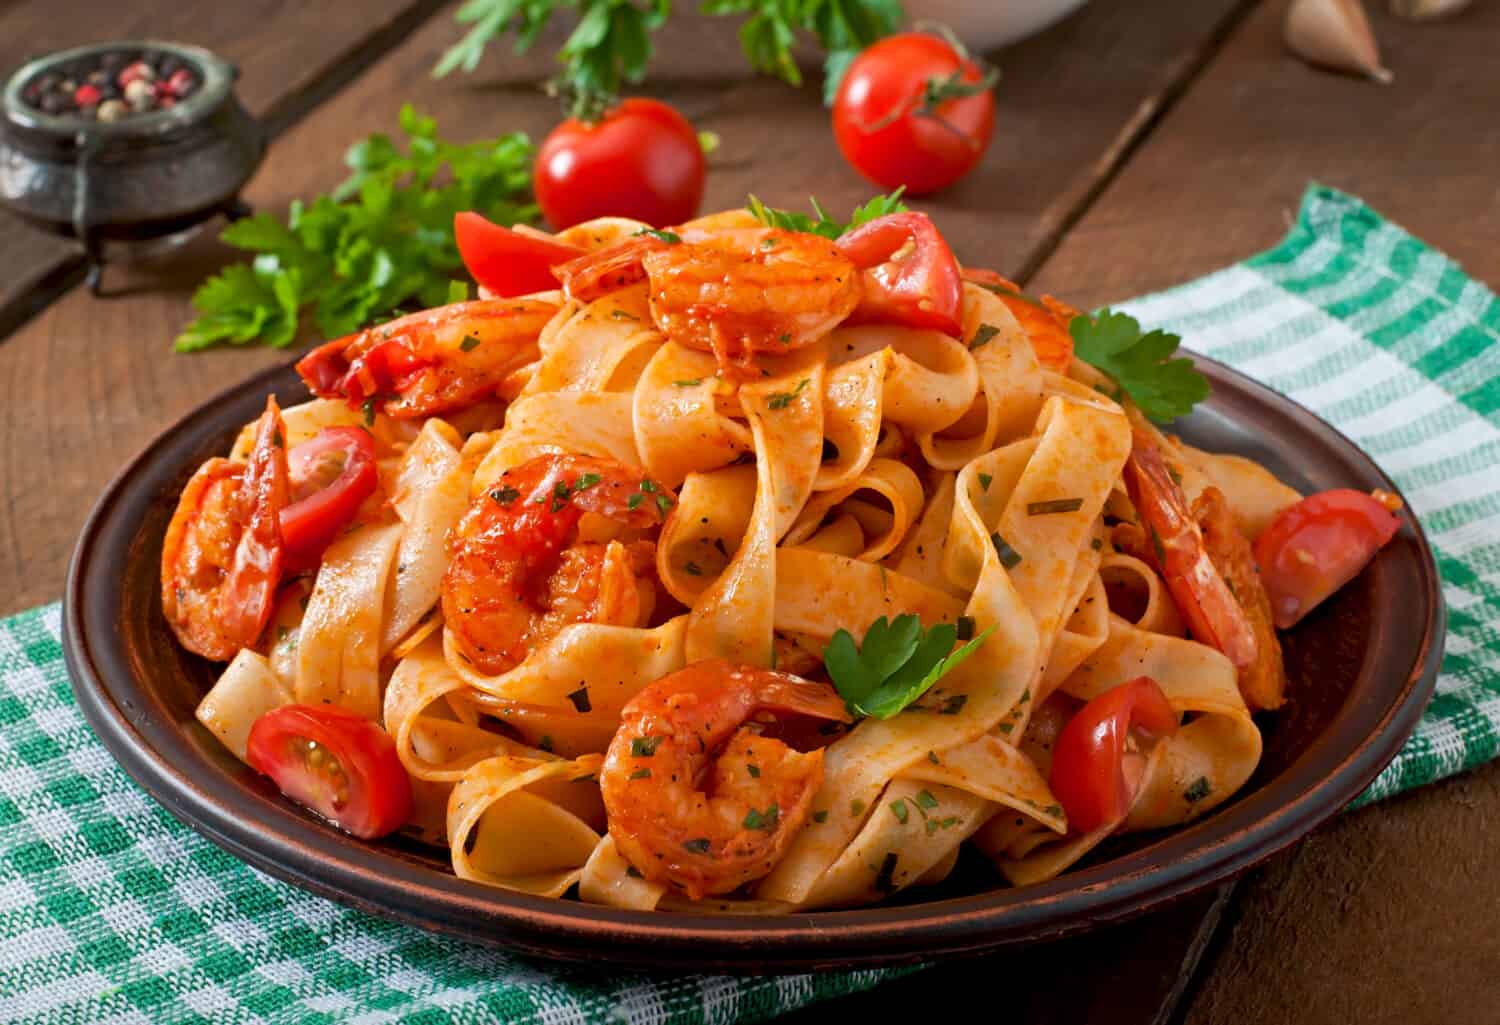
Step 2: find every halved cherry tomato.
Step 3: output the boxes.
[535,98,705,230]
[1253,489,1402,630]
[455,212,584,297]
[1049,676,1179,835]
[833,32,996,196]
[836,212,963,336]
[246,704,412,839]
[279,428,379,572]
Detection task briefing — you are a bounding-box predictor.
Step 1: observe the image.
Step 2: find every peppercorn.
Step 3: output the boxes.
[74,83,102,107]
[117,61,155,89]
[163,68,196,98]
[123,78,154,109]
[96,99,128,123]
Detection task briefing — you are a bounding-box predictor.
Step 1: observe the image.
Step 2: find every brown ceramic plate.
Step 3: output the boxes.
[63,354,1443,972]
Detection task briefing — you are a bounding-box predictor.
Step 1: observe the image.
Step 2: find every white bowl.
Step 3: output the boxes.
[904,0,1089,52]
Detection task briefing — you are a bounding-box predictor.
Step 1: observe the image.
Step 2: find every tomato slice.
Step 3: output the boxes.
[836,212,964,336]
[246,704,413,839]
[279,428,379,572]
[455,212,584,297]
[1049,676,1179,834]
[1253,489,1402,629]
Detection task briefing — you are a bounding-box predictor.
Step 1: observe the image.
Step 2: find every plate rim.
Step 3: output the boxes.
[62,351,1446,970]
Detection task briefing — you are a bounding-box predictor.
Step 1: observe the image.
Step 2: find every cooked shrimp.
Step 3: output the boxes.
[1194,486,1287,710]
[161,398,288,661]
[554,235,665,303]
[643,228,860,375]
[296,298,558,418]
[442,454,671,675]
[1122,428,1258,669]
[601,661,851,899]
[962,268,1075,373]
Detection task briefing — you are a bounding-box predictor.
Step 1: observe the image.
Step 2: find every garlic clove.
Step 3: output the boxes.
[1285,0,1393,84]
[1388,0,1471,20]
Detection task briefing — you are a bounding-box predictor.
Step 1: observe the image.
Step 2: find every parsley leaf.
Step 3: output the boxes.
[747,188,907,240]
[1069,309,1210,423]
[437,0,902,109]
[175,105,536,352]
[824,613,996,720]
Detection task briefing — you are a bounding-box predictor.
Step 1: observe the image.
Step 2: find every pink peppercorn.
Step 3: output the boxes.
[73,83,102,107]
[116,61,155,89]
[163,68,195,98]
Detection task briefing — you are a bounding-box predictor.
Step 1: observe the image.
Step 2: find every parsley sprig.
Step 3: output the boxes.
[436,1,905,110]
[746,189,906,240]
[1068,310,1210,423]
[824,613,995,720]
[175,106,536,352]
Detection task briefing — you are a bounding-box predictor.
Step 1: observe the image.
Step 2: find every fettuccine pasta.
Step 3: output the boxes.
[162,201,1405,913]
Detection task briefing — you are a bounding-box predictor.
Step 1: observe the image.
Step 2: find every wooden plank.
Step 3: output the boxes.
[1026,5,1500,1024]
[0,0,451,336]
[1029,1,1500,308]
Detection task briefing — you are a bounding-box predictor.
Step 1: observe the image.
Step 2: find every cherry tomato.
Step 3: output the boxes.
[836,212,964,335]
[832,32,996,196]
[1253,489,1402,630]
[279,428,379,572]
[246,704,413,839]
[454,212,584,297]
[1049,676,1179,834]
[535,98,705,230]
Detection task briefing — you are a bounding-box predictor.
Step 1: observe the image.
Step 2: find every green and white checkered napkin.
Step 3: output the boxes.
[2,185,1497,1023]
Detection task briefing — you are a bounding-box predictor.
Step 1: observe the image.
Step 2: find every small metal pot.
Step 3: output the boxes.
[0,41,265,293]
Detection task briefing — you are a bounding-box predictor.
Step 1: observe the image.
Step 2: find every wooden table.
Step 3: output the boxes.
[3,2,1496,1021]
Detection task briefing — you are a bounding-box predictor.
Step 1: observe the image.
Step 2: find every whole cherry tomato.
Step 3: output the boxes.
[247,704,413,839]
[1049,676,1179,834]
[1253,489,1403,629]
[833,32,997,196]
[535,98,705,229]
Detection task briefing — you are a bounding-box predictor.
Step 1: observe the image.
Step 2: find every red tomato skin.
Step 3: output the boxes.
[246,704,413,839]
[454,212,584,297]
[836,212,964,335]
[833,33,995,196]
[1049,677,1178,835]
[535,98,705,230]
[1253,489,1402,630]
[279,428,379,572]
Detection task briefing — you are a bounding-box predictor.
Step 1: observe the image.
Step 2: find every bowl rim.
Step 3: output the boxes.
[62,352,1445,970]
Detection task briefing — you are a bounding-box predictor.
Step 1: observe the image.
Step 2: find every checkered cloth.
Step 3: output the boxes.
[2,185,1496,1022]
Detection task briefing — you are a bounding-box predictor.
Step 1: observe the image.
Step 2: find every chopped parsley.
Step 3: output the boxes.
[991,532,1023,569]
[890,800,909,824]
[629,768,651,780]
[969,323,1000,350]
[1184,776,1213,803]
[743,804,779,831]
[767,378,811,410]
[566,685,591,713]
[459,334,481,352]
[490,486,520,506]
[978,473,993,492]
[914,789,939,810]
[673,378,703,387]
[634,228,682,244]
[630,736,662,757]
[684,561,703,576]
[1027,498,1085,516]
[682,838,712,855]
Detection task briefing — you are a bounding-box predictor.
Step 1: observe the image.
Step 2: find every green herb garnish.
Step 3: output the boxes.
[630,736,662,757]
[767,377,810,410]
[823,613,995,720]
[176,105,535,351]
[747,189,907,240]
[1069,309,1210,422]
[1027,497,1084,516]
[634,228,682,244]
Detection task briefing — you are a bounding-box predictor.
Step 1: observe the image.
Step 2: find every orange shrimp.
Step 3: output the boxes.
[643,228,860,375]
[962,268,1075,373]
[1123,428,1258,669]
[161,398,288,661]
[296,298,558,418]
[442,454,672,675]
[600,662,851,899]
[553,235,665,303]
